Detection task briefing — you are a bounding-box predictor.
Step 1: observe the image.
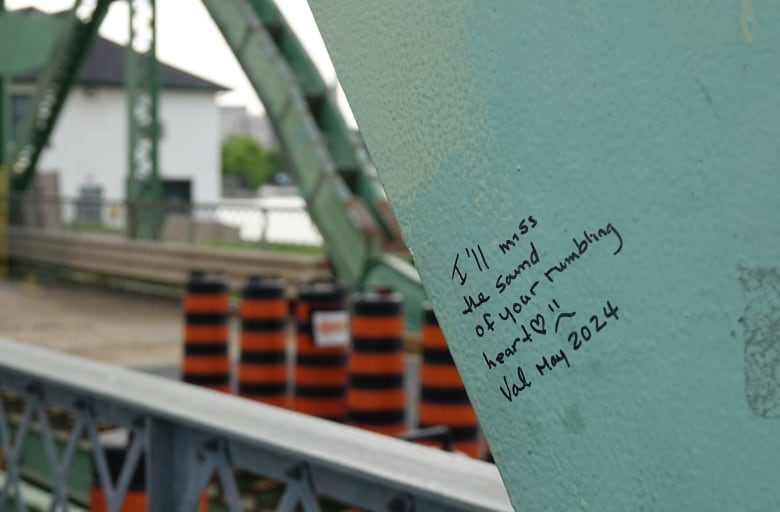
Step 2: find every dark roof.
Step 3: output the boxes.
[15,34,228,92]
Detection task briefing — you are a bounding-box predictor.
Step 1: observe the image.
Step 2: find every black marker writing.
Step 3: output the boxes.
[498,215,538,254]
[544,223,623,283]
[466,244,490,272]
[495,242,541,294]
[451,253,467,286]
[499,365,532,402]
[462,291,490,315]
[536,349,571,376]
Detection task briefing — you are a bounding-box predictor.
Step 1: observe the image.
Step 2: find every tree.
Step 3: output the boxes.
[221,135,280,191]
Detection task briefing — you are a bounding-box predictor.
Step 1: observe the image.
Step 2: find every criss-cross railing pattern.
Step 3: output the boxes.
[0,390,149,512]
[0,337,510,512]
[0,389,363,512]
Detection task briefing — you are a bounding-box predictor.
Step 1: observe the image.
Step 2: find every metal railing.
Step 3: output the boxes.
[9,194,323,248]
[0,337,511,511]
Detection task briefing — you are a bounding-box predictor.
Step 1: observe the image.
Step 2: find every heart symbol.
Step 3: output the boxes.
[530,314,546,335]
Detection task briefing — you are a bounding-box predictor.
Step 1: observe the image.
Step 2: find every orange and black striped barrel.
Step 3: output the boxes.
[238,275,289,407]
[347,290,406,435]
[293,280,349,421]
[418,303,480,457]
[90,443,147,511]
[90,443,208,512]
[182,271,230,392]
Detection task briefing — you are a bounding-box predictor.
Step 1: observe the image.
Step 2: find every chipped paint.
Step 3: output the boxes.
[740,267,780,418]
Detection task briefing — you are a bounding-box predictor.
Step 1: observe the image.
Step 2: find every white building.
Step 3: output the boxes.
[12,34,227,205]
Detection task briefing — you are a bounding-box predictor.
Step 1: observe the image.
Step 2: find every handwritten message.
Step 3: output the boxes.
[449,214,625,404]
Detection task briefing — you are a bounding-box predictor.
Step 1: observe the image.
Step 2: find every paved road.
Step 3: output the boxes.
[0,277,183,367]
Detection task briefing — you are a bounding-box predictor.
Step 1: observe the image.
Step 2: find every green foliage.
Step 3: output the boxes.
[221,135,279,190]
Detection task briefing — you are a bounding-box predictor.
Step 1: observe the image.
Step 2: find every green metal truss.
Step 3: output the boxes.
[9,0,112,193]
[0,1,69,276]
[126,0,162,239]
[202,0,427,329]
[6,0,162,240]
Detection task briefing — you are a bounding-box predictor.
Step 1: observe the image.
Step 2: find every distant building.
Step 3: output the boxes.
[12,29,227,204]
[219,106,277,149]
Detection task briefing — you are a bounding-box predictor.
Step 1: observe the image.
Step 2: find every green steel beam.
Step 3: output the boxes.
[125,0,162,239]
[312,2,780,509]
[201,0,425,329]
[246,0,399,243]
[0,6,63,276]
[9,0,112,193]
[201,0,377,285]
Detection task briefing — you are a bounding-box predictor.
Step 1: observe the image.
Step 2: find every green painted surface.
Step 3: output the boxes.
[18,429,92,504]
[0,14,62,75]
[310,1,780,510]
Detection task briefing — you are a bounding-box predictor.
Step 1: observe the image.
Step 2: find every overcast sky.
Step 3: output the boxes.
[6,0,352,120]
